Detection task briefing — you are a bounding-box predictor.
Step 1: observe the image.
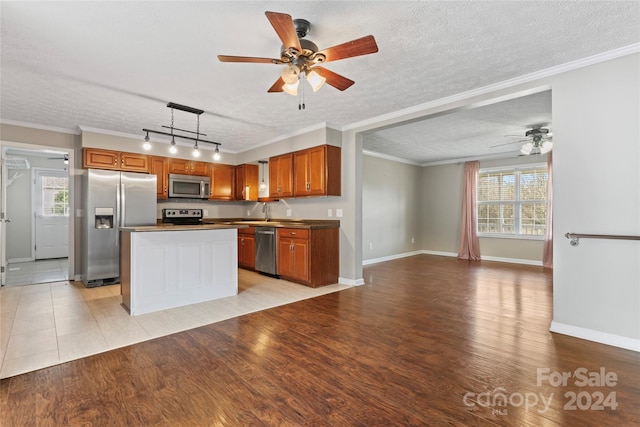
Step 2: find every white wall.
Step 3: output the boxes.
[551,53,639,349]
[362,154,422,262]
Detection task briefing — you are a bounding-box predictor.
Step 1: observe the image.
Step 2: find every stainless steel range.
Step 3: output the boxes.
[162,208,203,225]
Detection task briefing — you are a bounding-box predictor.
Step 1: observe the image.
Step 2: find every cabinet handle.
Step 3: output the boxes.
[290,243,294,251]
[306,182,310,191]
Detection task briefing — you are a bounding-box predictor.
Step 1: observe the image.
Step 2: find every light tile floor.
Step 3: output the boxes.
[5,258,69,286]
[0,269,351,379]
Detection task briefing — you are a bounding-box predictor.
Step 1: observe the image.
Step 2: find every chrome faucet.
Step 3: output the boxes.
[261,202,269,221]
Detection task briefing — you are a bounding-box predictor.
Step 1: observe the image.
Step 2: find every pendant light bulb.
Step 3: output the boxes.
[213,145,221,161]
[143,132,151,150]
[192,142,200,158]
[169,136,177,154]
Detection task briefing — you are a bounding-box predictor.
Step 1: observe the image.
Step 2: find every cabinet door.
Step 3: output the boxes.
[290,239,309,282]
[120,152,150,173]
[190,161,209,176]
[235,164,259,201]
[269,154,293,198]
[277,237,293,277]
[243,235,255,269]
[210,164,235,200]
[150,156,169,199]
[293,150,311,196]
[168,158,190,174]
[83,148,119,170]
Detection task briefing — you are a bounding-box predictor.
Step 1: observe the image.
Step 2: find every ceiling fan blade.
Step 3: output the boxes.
[490,140,526,148]
[265,11,301,52]
[318,35,379,63]
[314,67,354,91]
[218,55,282,64]
[268,77,285,93]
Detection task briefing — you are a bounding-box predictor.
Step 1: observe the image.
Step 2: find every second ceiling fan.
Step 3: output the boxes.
[218,11,379,96]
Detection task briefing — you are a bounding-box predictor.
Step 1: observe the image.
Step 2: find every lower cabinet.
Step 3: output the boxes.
[237,227,256,270]
[277,227,339,287]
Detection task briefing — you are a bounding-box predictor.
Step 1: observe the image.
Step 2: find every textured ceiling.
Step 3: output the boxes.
[1,1,638,163]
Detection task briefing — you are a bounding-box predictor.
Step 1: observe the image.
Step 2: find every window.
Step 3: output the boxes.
[41,175,69,216]
[477,164,547,237]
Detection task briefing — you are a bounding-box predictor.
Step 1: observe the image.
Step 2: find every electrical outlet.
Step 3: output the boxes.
[411,237,415,244]
[369,243,373,250]
[328,209,333,217]
[286,209,292,217]
[204,209,209,217]
[336,208,343,218]
[246,210,250,216]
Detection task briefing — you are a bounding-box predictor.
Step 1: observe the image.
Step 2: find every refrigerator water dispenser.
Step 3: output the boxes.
[94,207,114,229]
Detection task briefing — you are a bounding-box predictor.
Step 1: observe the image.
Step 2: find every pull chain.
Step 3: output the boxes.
[299,73,306,110]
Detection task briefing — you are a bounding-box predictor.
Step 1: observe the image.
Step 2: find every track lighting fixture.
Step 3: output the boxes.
[142,102,222,158]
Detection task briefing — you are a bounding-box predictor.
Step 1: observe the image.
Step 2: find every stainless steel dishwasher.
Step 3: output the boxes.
[255,227,278,277]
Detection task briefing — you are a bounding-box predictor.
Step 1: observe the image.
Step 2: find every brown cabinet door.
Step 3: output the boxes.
[277,237,293,277]
[168,158,190,174]
[293,150,310,196]
[238,234,256,269]
[235,164,259,201]
[150,156,169,199]
[210,164,235,200]
[269,154,293,198]
[120,152,150,173]
[190,161,209,176]
[83,148,119,170]
[290,239,309,282]
[293,145,340,197]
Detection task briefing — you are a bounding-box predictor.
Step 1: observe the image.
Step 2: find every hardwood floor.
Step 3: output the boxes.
[1,255,638,426]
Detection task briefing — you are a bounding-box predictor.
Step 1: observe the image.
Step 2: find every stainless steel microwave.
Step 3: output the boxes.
[168,174,210,199]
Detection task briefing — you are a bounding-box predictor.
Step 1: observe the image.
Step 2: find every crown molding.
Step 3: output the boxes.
[362,149,422,166]
[0,119,80,135]
[345,43,640,133]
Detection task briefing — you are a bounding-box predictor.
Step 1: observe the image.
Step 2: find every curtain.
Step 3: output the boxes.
[543,152,553,268]
[458,161,481,260]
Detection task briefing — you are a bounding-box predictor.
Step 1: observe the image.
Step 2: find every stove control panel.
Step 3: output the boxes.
[162,208,203,219]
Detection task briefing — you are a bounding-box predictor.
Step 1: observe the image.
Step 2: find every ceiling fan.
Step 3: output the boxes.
[217,11,379,98]
[493,127,553,155]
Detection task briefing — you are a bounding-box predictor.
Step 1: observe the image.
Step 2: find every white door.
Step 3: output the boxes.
[33,168,69,259]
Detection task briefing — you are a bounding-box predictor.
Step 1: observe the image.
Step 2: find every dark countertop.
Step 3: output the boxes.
[121,224,248,232]
[202,218,340,229]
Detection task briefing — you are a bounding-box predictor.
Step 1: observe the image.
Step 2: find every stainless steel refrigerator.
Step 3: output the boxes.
[82,169,157,287]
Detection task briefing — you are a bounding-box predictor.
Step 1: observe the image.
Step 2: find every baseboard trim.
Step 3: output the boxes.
[363,251,423,266]
[338,277,365,286]
[550,321,640,352]
[480,255,543,266]
[422,250,458,258]
[7,257,33,264]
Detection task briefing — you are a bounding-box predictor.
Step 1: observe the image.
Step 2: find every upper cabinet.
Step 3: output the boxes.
[168,158,209,176]
[210,164,235,200]
[150,156,169,199]
[293,145,341,197]
[269,153,294,198]
[235,164,259,201]
[83,148,149,173]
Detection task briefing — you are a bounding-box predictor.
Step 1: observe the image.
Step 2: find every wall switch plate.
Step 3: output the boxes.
[328,209,333,217]
[286,209,292,217]
[411,237,415,244]
[336,209,343,218]
[247,210,250,216]
[369,243,373,250]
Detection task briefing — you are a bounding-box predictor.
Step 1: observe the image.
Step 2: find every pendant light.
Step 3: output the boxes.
[258,160,267,191]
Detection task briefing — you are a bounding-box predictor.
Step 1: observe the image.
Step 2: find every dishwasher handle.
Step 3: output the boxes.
[256,230,275,235]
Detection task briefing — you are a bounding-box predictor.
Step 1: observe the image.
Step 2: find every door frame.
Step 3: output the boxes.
[31,167,70,261]
[0,140,75,285]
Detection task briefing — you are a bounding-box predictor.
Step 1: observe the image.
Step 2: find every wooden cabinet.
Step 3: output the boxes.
[150,156,169,199]
[293,145,341,197]
[235,164,259,201]
[277,227,339,287]
[209,164,235,200]
[268,153,293,198]
[237,227,256,270]
[83,148,149,173]
[168,158,209,176]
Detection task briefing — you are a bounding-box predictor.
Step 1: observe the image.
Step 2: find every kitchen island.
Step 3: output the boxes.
[119,224,246,315]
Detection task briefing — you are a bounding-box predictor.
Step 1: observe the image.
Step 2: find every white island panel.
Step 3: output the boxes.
[127,228,238,315]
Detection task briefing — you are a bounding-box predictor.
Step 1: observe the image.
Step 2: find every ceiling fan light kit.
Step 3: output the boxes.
[142,102,222,161]
[217,11,378,108]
